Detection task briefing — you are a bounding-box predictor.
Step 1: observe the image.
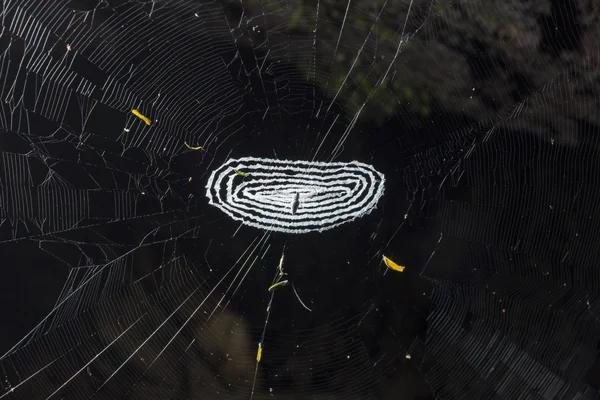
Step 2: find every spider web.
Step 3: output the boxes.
[1,0,599,399]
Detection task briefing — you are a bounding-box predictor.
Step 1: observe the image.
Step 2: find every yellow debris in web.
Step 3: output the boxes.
[383,255,405,272]
[184,141,202,151]
[131,109,152,125]
[233,168,250,177]
[268,280,289,292]
[256,344,263,362]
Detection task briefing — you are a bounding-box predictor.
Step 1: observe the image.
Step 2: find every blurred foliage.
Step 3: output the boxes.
[475,13,493,26]
[285,1,433,126]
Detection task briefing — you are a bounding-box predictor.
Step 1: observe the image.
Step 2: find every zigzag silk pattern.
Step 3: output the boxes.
[205,157,385,234]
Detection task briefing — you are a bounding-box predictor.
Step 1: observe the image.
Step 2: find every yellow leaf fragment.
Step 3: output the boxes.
[131,109,152,125]
[233,168,250,177]
[383,255,405,272]
[256,344,263,362]
[268,280,289,292]
[184,141,202,150]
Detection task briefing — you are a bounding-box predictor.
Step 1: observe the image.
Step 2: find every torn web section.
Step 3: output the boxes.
[0,2,243,399]
[0,0,251,254]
